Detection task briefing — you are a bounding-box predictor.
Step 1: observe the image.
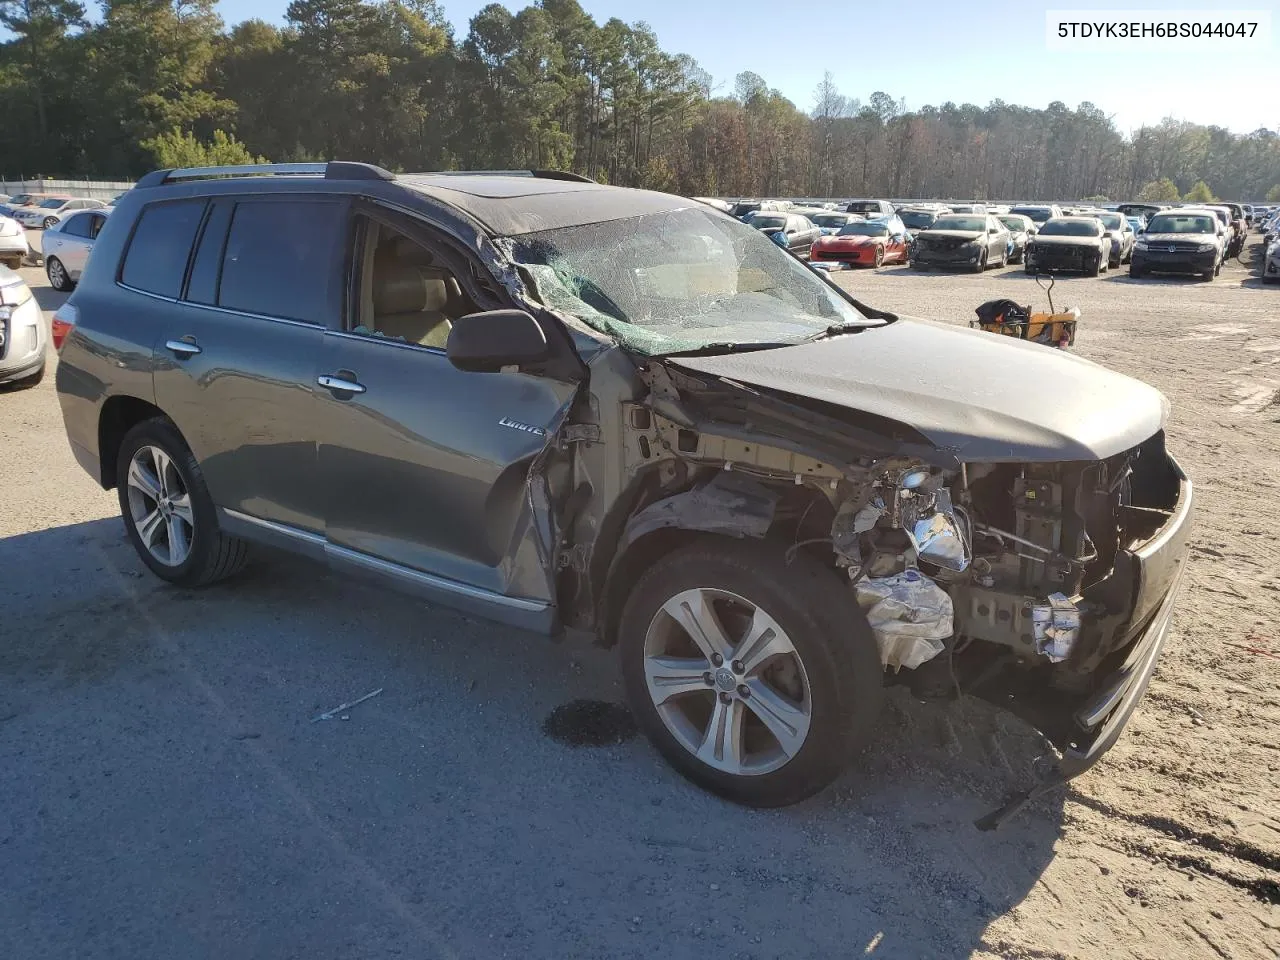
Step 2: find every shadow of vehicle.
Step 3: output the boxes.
[32,284,69,314]
[1,516,1065,959]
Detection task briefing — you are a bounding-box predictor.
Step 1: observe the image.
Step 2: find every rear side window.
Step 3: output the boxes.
[185,201,234,306]
[62,213,92,239]
[120,200,206,298]
[217,200,344,325]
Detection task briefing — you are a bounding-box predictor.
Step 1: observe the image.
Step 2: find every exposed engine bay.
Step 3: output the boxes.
[589,360,1185,715]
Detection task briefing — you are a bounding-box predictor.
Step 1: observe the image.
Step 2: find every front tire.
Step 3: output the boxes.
[42,216,58,230]
[116,418,249,587]
[619,539,883,807]
[46,256,73,291]
[1089,255,1103,277]
[873,245,884,268]
[973,251,987,273]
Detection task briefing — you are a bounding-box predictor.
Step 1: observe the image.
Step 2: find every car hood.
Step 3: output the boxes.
[1143,232,1216,244]
[668,317,1166,463]
[1031,234,1101,247]
[815,234,878,246]
[918,229,983,241]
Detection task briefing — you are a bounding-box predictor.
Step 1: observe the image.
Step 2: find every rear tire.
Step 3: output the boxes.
[116,418,249,587]
[619,539,883,808]
[46,256,73,291]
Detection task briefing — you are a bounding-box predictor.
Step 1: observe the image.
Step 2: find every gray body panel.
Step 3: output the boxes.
[315,331,577,600]
[153,303,326,533]
[668,318,1167,463]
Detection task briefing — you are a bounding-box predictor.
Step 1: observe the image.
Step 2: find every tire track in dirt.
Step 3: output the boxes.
[1068,795,1280,904]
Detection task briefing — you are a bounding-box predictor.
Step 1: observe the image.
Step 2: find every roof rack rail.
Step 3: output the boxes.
[134,161,395,188]
[405,169,596,184]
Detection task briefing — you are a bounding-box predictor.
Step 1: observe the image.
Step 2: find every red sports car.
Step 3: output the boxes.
[809,219,909,267]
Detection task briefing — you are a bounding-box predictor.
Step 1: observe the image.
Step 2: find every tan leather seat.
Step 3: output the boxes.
[373,264,452,348]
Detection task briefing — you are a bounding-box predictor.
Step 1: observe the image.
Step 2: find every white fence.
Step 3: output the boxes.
[0,178,135,202]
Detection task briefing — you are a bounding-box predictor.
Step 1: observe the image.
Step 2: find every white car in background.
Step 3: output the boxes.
[1264,236,1280,284]
[0,267,45,387]
[0,215,32,269]
[14,196,107,230]
[42,207,110,291]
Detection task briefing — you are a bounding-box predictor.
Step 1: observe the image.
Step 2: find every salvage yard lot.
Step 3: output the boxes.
[2,247,1277,960]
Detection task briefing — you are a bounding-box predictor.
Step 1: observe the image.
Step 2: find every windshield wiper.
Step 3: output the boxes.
[800,320,878,342]
[659,340,794,358]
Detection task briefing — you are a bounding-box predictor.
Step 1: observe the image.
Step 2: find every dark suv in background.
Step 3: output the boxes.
[55,163,1192,822]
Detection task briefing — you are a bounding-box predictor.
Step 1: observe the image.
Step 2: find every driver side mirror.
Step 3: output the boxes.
[987,227,999,234]
[447,309,550,373]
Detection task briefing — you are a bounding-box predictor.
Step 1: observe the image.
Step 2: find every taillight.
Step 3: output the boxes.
[51,302,78,351]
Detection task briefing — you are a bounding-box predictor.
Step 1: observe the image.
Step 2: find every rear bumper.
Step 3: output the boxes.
[0,234,30,257]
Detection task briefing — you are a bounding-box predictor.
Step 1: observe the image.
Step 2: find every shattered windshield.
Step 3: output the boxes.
[507,206,868,355]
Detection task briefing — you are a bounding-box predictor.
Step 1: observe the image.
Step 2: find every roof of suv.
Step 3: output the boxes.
[132,164,696,238]
[398,174,687,235]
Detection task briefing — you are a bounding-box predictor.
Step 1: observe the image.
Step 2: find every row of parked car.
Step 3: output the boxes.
[703,194,1269,283]
[0,198,115,386]
[1257,206,1280,283]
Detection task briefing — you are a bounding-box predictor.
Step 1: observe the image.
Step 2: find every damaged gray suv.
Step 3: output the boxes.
[56,163,1192,824]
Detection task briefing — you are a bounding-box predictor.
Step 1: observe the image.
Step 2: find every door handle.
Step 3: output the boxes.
[317,373,366,395]
[165,338,202,358]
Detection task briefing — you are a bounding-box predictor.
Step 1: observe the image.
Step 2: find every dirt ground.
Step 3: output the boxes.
[1,239,1277,960]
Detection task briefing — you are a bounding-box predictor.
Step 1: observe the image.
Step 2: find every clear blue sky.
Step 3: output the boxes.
[217,0,1276,134]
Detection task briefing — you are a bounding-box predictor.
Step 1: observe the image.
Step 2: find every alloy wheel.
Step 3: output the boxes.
[642,587,812,776]
[126,445,195,567]
[47,258,66,290]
